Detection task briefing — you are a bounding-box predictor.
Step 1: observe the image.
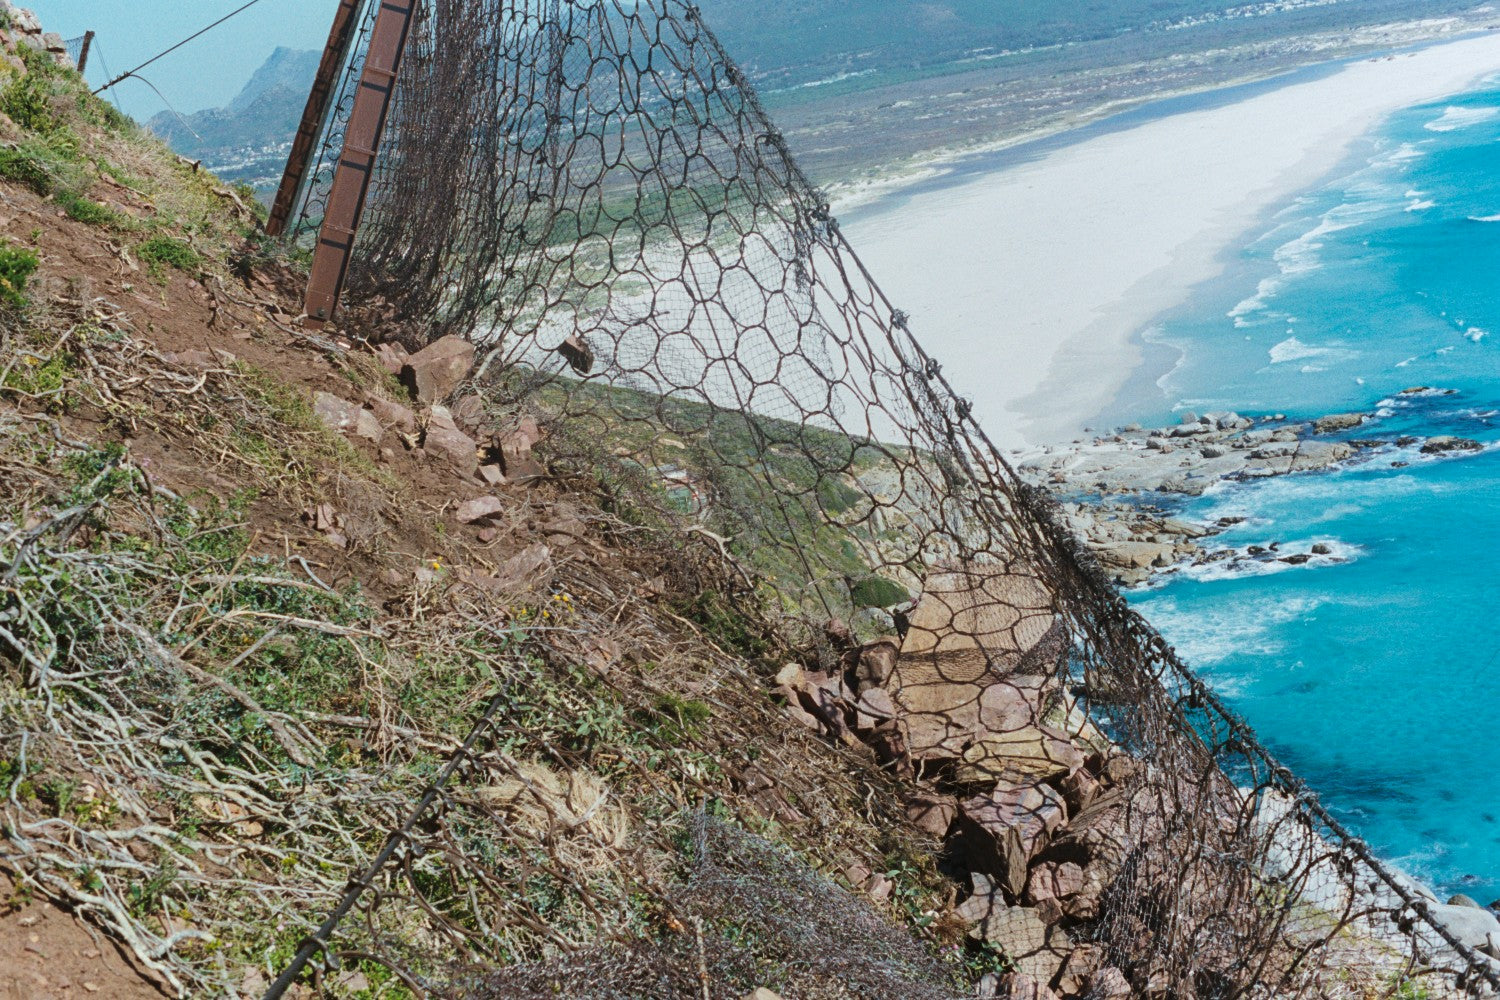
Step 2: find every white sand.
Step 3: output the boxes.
[843,32,1500,451]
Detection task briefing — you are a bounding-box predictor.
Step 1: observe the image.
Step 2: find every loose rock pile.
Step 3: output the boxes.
[773,561,1167,999]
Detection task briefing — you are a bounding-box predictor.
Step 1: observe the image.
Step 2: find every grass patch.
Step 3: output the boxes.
[0,242,38,308]
[137,235,199,278]
[56,188,126,227]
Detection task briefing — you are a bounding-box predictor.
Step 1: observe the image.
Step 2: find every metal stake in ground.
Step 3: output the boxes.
[302,0,417,328]
[267,0,369,239]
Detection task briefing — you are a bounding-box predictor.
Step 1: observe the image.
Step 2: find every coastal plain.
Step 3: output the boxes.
[844,30,1500,451]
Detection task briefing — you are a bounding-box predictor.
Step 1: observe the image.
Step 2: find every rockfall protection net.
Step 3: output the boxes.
[287,1,1500,996]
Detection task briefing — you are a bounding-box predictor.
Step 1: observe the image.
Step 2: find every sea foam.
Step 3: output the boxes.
[1423,105,1500,132]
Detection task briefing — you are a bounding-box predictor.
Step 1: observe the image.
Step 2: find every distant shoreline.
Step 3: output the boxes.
[841,30,1500,452]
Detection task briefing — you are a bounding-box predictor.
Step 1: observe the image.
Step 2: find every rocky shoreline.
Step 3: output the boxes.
[1016,388,1486,588]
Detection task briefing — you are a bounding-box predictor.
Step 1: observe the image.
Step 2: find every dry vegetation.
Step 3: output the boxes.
[0,36,976,1000]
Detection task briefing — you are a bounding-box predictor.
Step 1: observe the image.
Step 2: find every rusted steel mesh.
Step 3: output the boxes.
[287,1,1500,996]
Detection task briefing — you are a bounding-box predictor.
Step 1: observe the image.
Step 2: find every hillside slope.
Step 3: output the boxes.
[0,9,1486,1000]
[0,23,978,1000]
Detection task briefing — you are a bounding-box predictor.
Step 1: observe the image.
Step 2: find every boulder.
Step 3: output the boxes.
[849,637,899,692]
[1422,436,1483,455]
[969,906,1072,985]
[353,408,384,443]
[369,397,417,434]
[892,561,1061,759]
[1025,860,1084,905]
[904,792,958,839]
[996,972,1059,1000]
[1314,412,1366,434]
[496,414,546,482]
[400,335,475,404]
[423,418,479,477]
[375,341,409,376]
[313,391,355,432]
[957,782,1068,896]
[954,724,1084,785]
[455,496,504,524]
[557,335,595,374]
[1450,894,1483,909]
[1094,540,1173,571]
[1427,900,1500,951]
[1054,945,1103,996]
[1087,966,1133,999]
[855,687,897,730]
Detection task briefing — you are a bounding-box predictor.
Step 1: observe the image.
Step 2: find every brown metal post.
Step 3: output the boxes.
[76,31,94,74]
[267,0,367,238]
[303,0,418,327]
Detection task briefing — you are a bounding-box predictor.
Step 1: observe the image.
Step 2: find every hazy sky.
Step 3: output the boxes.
[31,0,342,119]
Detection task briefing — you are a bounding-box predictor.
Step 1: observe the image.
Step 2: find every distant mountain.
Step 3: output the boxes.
[147,48,320,197]
[145,0,1478,197]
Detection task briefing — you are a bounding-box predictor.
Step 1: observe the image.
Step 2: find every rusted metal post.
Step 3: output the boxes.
[302,0,417,327]
[75,31,94,74]
[267,0,367,238]
[544,0,563,162]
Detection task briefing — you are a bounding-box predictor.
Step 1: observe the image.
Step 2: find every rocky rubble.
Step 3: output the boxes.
[1017,397,1487,586]
[771,561,1168,999]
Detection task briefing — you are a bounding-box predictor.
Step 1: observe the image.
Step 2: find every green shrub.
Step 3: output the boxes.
[137,235,199,277]
[0,242,39,309]
[57,189,124,227]
[0,144,56,194]
[849,575,910,609]
[0,70,57,134]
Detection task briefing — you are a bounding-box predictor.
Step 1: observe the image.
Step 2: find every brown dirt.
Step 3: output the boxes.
[0,879,168,999]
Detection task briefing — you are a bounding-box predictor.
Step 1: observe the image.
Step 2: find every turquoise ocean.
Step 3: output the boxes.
[1106,75,1500,901]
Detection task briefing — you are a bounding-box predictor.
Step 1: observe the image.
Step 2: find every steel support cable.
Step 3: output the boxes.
[261,687,511,1000]
[92,0,267,96]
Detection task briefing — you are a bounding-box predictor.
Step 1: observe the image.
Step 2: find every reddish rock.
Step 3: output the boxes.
[866,723,911,776]
[822,618,854,650]
[904,792,958,839]
[400,335,475,404]
[957,782,1068,897]
[353,408,384,443]
[1025,861,1084,905]
[369,397,417,434]
[969,905,1071,985]
[557,334,594,374]
[1060,766,1101,814]
[779,689,823,734]
[472,543,553,596]
[849,637,900,691]
[455,496,504,524]
[855,687,896,730]
[1054,946,1103,996]
[773,663,805,688]
[451,394,486,432]
[1087,967,1132,999]
[996,972,1059,1000]
[313,391,355,432]
[424,425,479,476]
[954,724,1085,786]
[478,464,506,486]
[1101,754,1137,787]
[375,341,409,376]
[496,415,546,482]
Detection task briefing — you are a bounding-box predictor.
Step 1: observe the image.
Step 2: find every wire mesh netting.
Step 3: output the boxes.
[285,0,1500,996]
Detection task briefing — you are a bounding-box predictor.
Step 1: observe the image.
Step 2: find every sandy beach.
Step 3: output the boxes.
[842,31,1500,451]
